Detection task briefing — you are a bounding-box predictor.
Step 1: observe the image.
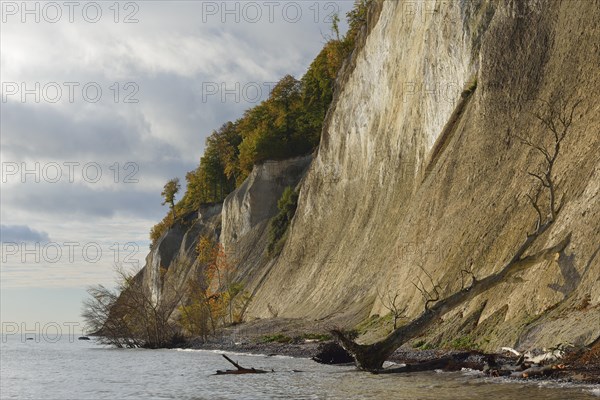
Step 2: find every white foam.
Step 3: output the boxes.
[382,361,400,368]
[461,367,484,376]
[210,349,269,358]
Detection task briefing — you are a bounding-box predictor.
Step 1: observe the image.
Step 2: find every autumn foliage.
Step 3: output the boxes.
[150,1,372,245]
[178,236,248,339]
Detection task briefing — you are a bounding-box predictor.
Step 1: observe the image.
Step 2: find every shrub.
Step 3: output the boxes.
[267,187,299,256]
[261,334,292,343]
[149,212,174,246]
[446,335,480,350]
[462,76,478,97]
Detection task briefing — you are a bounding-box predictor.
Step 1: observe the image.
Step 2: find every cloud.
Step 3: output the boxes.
[0,1,354,297]
[1,225,50,243]
[3,182,166,220]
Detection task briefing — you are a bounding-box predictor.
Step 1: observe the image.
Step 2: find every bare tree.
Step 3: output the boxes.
[82,284,140,348]
[411,264,442,311]
[377,287,407,330]
[514,97,581,228]
[82,265,186,348]
[331,98,580,370]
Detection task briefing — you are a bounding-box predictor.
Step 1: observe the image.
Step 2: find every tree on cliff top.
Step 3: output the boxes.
[161,178,180,218]
[149,0,373,245]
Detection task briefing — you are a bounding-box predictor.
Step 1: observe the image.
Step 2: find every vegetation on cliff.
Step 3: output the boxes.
[82,235,248,346]
[150,0,372,245]
[267,186,299,256]
[84,1,374,347]
[82,267,184,348]
[178,236,247,340]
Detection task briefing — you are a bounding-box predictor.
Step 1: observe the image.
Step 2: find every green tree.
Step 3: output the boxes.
[237,75,308,178]
[345,0,371,46]
[149,0,373,245]
[161,178,180,218]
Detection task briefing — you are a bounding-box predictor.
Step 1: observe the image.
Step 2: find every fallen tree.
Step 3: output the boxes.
[332,97,580,371]
[332,234,570,370]
[215,354,271,375]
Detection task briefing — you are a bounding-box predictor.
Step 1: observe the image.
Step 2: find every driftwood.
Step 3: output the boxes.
[375,357,463,375]
[331,235,571,370]
[215,354,271,375]
[331,98,580,371]
[496,347,568,378]
[373,352,492,375]
[484,348,568,379]
[510,364,565,379]
[366,350,566,379]
[312,342,355,365]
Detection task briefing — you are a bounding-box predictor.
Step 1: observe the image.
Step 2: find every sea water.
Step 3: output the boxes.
[1,335,598,399]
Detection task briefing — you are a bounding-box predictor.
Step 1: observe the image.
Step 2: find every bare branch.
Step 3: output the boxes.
[527,172,550,188]
[513,133,552,163]
[460,265,477,290]
[377,287,407,329]
[412,265,442,311]
[526,186,544,234]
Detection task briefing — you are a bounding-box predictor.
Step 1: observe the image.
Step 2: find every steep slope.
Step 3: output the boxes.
[142,204,222,309]
[238,0,600,349]
[221,156,312,286]
[136,157,311,318]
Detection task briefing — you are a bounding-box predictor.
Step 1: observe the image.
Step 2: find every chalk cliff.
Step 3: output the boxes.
[140,0,600,350]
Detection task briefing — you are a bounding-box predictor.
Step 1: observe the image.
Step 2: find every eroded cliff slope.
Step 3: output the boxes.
[141,0,599,350]
[236,0,600,349]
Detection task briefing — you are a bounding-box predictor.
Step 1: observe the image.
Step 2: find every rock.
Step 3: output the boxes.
[220,156,312,284]
[239,0,600,350]
[312,342,354,365]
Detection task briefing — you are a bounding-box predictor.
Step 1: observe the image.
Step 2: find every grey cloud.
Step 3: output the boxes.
[4,182,166,220]
[2,101,135,158]
[1,100,180,161]
[1,1,354,292]
[1,225,50,243]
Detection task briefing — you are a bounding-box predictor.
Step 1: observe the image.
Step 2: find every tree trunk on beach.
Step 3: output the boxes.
[332,98,580,371]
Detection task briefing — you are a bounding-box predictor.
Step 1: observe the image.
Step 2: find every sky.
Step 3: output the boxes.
[0,0,353,334]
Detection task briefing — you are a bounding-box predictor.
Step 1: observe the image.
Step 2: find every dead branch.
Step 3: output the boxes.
[510,364,565,379]
[215,354,271,375]
[411,264,442,311]
[377,287,407,329]
[514,97,581,222]
[374,351,485,375]
[460,263,477,290]
[330,97,580,371]
[375,357,456,374]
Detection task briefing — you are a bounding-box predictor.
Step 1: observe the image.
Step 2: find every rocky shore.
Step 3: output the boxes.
[184,335,600,385]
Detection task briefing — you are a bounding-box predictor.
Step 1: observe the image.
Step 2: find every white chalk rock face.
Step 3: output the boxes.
[220,156,312,283]
[241,0,600,349]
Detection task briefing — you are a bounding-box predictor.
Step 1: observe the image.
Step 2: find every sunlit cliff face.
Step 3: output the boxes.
[144,0,600,350]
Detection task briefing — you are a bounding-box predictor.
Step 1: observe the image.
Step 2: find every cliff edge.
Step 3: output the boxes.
[141,0,599,351]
